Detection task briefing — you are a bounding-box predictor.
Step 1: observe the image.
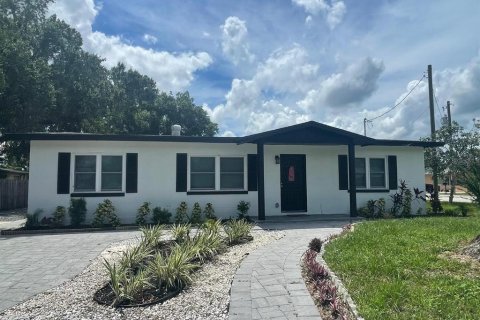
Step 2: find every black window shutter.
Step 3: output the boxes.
[248,154,258,191]
[388,155,398,190]
[57,152,71,194]
[126,153,138,193]
[338,155,348,190]
[176,153,187,192]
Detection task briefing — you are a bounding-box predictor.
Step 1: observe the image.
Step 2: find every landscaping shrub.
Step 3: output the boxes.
[237,201,250,219]
[140,224,164,251]
[136,202,151,226]
[147,245,197,290]
[175,201,189,224]
[358,198,386,219]
[308,238,323,253]
[459,203,470,217]
[203,202,216,220]
[152,207,172,224]
[25,209,42,228]
[92,199,120,227]
[463,162,480,205]
[171,223,191,243]
[52,206,66,227]
[201,219,222,235]
[224,219,253,245]
[401,189,413,216]
[190,202,203,224]
[188,230,224,262]
[69,198,87,227]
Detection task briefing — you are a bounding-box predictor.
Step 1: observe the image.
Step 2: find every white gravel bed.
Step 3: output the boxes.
[0,228,284,320]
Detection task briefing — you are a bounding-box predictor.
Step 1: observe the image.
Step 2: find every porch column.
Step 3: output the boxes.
[348,142,358,217]
[257,142,265,220]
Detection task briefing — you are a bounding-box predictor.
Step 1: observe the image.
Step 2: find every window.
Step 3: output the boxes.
[74,155,96,191]
[355,158,367,188]
[354,157,386,189]
[369,158,386,188]
[220,157,244,189]
[74,155,123,192]
[190,157,215,190]
[189,156,245,191]
[101,156,123,191]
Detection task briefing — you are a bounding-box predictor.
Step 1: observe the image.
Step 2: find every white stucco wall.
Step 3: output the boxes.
[28,140,427,223]
[28,140,257,223]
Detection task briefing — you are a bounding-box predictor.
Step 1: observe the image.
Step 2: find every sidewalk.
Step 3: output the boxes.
[229,220,346,320]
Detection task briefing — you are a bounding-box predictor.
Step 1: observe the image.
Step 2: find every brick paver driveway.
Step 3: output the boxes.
[229,220,347,320]
[0,231,139,312]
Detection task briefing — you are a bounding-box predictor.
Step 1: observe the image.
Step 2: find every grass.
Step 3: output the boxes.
[324,207,480,320]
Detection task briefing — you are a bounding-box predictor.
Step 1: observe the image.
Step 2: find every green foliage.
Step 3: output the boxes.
[190,202,203,224]
[136,202,151,226]
[103,259,151,307]
[188,229,224,263]
[152,207,172,224]
[463,161,480,206]
[175,201,189,224]
[224,219,253,245]
[237,201,250,219]
[68,198,87,227]
[171,223,191,243]
[324,215,480,319]
[92,199,120,227]
[52,206,66,227]
[119,244,151,271]
[25,209,43,228]
[401,189,413,216]
[201,219,222,235]
[203,202,216,220]
[0,1,218,167]
[358,198,385,219]
[147,244,197,290]
[140,224,164,251]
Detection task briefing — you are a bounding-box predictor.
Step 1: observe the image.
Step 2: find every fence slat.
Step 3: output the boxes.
[0,179,28,210]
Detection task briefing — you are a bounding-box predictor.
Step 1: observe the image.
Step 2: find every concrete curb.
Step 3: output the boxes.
[0,225,139,236]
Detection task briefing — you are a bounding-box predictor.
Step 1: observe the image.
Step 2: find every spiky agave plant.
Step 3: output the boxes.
[188,230,224,262]
[223,219,253,245]
[171,223,191,243]
[201,219,222,235]
[140,224,164,251]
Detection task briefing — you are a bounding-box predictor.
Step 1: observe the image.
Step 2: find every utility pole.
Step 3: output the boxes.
[428,65,440,206]
[446,100,452,128]
[363,118,367,136]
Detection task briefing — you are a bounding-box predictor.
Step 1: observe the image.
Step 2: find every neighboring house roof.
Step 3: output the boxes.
[0,121,443,148]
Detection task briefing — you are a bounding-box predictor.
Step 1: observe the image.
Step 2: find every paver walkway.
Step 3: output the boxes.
[0,230,139,311]
[229,220,346,320]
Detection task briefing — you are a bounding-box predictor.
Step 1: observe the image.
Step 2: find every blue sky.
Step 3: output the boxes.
[51,0,480,139]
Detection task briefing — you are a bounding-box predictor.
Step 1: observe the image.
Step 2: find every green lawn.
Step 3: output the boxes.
[324,212,480,320]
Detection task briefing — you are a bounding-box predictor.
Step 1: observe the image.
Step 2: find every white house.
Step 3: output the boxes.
[3,121,442,222]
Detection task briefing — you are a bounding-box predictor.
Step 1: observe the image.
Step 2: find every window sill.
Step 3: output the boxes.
[186,190,248,195]
[71,192,125,197]
[348,189,390,193]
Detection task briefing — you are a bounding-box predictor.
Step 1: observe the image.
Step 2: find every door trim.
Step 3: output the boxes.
[280,154,307,213]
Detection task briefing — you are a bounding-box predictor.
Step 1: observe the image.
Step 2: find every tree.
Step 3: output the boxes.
[423,121,480,203]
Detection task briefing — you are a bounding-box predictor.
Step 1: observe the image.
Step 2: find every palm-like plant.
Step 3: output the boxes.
[140,224,164,250]
[171,223,191,243]
[224,219,253,245]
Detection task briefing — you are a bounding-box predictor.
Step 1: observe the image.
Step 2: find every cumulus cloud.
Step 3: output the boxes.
[292,0,346,29]
[220,16,255,65]
[142,34,158,44]
[205,45,318,134]
[298,57,384,111]
[49,0,212,92]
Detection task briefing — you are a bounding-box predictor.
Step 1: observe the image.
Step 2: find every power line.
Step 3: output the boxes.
[367,74,426,122]
[432,85,444,127]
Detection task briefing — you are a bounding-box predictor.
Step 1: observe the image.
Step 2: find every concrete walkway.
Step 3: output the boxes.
[0,230,139,312]
[229,220,346,320]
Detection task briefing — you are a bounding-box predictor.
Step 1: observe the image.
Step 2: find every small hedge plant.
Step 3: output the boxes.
[136,202,151,226]
[53,206,66,227]
[153,207,172,224]
[203,203,216,220]
[92,199,120,227]
[69,198,87,227]
[175,201,189,224]
[190,202,203,224]
[237,201,250,220]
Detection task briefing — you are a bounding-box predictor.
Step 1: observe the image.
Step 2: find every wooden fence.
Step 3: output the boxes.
[0,179,28,210]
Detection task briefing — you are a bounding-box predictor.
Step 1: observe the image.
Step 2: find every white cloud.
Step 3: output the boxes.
[220,16,255,65]
[206,45,318,135]
[142,34,158,44]
[49,0,212,92]
[292,0,346,29]
[298,57,385,111]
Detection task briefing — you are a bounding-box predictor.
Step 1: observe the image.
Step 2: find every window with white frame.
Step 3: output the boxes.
[190,156,245,191]
[74,155,123,192]
[355,157,386,189]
